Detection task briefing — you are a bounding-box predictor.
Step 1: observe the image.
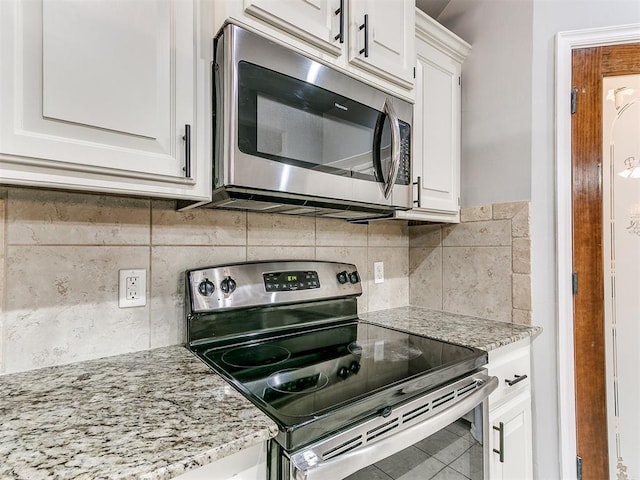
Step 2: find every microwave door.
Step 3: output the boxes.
[232,60,396,207]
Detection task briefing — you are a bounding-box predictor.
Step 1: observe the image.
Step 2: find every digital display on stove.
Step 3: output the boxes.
[263,270,320,292]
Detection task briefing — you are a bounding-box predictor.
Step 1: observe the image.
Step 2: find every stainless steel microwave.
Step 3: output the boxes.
[184,24,413,220]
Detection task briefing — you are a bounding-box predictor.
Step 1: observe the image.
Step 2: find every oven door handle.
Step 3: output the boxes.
[290,375,498,480]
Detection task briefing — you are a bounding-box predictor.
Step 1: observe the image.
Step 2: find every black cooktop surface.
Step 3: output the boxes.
[195,320,486,448]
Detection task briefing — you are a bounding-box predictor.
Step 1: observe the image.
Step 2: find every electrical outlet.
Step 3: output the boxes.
[119,269,146,308]
[374,261,384,284]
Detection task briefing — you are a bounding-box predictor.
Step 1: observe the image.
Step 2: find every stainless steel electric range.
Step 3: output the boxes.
[186,261,498,480]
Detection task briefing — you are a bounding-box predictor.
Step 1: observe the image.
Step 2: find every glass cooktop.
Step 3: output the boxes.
[195,321,486,434]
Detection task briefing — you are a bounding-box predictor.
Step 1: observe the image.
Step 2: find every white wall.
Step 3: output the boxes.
[434,0,640,479]
[437,0,534,208]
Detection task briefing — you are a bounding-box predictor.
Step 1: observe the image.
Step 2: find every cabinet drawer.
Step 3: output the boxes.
[487,341,531,407]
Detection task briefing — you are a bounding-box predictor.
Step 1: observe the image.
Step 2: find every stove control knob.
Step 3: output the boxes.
[348,271,360,284]
[337,366,351,379]
[197,279,215,296]
[337,271,348,284]
[349,361,361,374]
[220,277,237,294]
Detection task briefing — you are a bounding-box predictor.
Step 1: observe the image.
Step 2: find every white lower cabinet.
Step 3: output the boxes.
[173,442,267,480]
[0,0,211,201]
[487,339,534,480]
[489,392,533,480]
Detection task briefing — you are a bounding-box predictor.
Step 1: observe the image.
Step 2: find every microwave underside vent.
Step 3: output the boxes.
[179,187,395,220]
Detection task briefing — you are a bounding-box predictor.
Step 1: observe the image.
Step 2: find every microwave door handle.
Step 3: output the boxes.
[382,99,401,199]
[290,375,499,480]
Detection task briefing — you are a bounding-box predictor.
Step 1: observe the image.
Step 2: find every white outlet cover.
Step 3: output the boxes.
[119,269,146,308]
[374,262,384,284]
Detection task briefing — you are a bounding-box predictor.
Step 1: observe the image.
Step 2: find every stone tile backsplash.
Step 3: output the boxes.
[0,187,531,375]
[0,187,408,374]
[409,201,532,325]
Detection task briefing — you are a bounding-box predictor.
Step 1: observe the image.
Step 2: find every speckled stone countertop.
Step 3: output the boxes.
[0,346,278,480]
[0,309,539,479]
[361,306,541,351]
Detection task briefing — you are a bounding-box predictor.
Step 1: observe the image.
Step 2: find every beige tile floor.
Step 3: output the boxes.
[345,419,482,480]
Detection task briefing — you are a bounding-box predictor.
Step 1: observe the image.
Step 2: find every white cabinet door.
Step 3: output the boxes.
[173,442,267,480]
[244,0,343,56]
[487,339,534,480]
[414,39,461,218]
[393,10,469,222]
[489,393,533,480]
[0,0,210,200]
[348,0,414,88]
[215,0,414,97]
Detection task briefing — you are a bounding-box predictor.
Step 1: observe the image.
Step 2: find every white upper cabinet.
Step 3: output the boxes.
[393,10,470,223]
[0,0,210,200]
[347,0,415,88]
[215,0,415,99]
[243,0,342,56]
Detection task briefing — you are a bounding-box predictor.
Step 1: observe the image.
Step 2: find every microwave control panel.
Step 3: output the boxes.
[398,122,411,185]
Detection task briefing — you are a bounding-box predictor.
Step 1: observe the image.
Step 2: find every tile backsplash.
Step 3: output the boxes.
[409,201,532,324]
[0,187,408,374]
[0,187,531,375]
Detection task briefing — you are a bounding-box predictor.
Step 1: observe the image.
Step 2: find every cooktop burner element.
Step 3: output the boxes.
[185,261,488,452]
[221,345,291,368]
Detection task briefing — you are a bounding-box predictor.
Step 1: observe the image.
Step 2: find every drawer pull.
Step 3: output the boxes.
[505,374,528,386]
[493,422,505,463]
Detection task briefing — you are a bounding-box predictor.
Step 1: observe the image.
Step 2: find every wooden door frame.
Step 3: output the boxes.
[555,23,640,480]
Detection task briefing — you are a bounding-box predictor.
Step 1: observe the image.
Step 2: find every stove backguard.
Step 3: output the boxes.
[186,260,362,347]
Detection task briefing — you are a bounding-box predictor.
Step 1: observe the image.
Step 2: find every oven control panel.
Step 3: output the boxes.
[263,270,320,292]
[187,261,362,313]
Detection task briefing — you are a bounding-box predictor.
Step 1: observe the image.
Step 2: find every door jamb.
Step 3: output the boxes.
[555,23,640,480]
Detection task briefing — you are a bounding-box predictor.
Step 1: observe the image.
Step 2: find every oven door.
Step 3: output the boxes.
[283,372,498,480]
[216,24,412,209]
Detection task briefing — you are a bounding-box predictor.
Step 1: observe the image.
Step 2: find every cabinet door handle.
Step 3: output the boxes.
[334,0,344,43]
[505,374,528,386]
[413,176,421,207]
[183,124,191,178]
[359,14,369,57]
[493,422,505,463]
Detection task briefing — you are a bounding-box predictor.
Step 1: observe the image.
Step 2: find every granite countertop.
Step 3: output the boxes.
[0,307,540,480]
[360,306,541,352]
[0,346,278,480]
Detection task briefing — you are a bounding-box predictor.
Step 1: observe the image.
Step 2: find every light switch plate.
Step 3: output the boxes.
[119,269,146,308]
